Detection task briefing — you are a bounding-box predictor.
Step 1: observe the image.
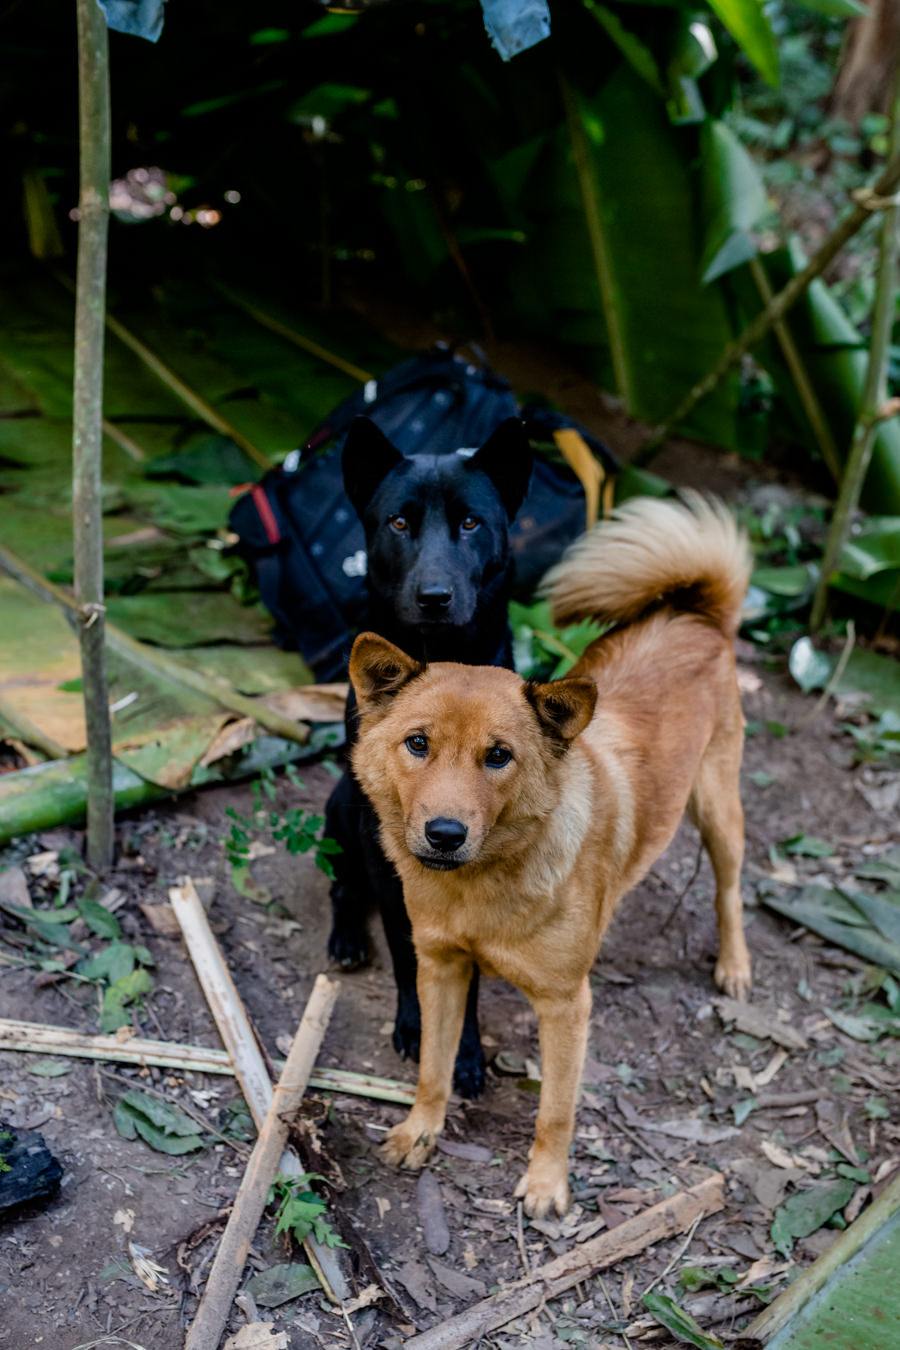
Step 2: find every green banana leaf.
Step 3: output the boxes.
[729,243,900,514]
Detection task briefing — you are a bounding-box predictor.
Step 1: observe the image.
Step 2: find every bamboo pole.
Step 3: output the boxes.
[810,70,900,631]
[745,1171,900,1342]
[749,255,843,485]
[636,146,900,463]
[402,1174,725,1350]
[73,0,114,869]
[0,1017,416,1104]
[0,542,310,747]
[184,974,339,1350]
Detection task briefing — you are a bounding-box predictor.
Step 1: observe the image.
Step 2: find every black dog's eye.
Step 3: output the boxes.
[460,515,480,532]
[485,745,512,768]
[406,733,428,757]
[389,515,409,533]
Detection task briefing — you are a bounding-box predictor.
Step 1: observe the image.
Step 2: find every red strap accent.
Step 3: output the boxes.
[251,485,281,544]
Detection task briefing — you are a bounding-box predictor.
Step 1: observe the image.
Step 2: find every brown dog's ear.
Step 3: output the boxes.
[525,677,596,750]
[349,633,423,713]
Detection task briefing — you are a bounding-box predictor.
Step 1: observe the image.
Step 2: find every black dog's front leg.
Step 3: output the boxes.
[378,866,486,1099]
[324,771,372,969]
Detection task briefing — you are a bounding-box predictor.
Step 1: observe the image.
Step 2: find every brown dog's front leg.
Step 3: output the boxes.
[382,948,472,1169]
[515,977,591,1218]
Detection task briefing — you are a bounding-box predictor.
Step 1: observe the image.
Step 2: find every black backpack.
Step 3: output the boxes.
[229,345,616,681]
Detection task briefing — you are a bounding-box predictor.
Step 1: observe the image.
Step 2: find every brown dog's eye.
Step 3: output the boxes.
[461,515,479,532]
[390,515,409,533]
[485,745,512,768]
[405,733,428,756]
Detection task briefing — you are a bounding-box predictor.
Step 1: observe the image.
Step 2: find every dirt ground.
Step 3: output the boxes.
[1,627,898,1350]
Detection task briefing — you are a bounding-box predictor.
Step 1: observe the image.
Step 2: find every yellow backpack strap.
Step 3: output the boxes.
[552,427,607,530]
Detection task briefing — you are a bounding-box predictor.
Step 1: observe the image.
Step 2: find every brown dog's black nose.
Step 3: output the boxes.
[424,817,468,852]
[417,584,452,612]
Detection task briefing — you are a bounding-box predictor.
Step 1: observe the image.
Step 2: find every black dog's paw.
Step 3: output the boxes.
[327,919,371,970]
[453,1043,487,1099]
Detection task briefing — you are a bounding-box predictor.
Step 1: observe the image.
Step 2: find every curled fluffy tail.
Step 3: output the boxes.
[543,491,751,636]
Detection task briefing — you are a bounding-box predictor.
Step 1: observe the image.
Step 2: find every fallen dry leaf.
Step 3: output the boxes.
[713,997,807,1050]
[128,1241,169,1293]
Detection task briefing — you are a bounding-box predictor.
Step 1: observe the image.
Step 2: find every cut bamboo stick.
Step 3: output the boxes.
[0,1017,415,1104]
[745,1170,900,1342]
[402,1174,724,1350]
[184,973,339,1350]
[169,879,352,1304]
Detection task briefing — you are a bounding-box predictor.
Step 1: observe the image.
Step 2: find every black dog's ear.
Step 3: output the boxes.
[349,633,424,714]
[466,418,533,521]
[525,677,596,752]
[342,417,405,519]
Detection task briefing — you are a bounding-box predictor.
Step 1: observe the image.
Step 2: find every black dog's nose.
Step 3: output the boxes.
[417,584,452,611]
[424,817,468,852]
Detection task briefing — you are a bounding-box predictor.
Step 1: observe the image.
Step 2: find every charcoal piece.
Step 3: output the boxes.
[0,1120,63,1214]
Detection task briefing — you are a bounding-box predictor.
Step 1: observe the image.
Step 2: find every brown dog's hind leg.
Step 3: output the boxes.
[688,725,752,1001]
[514,976,591,1218]
[382,949,472,1169]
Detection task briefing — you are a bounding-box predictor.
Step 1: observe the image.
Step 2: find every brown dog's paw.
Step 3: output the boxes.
[381,1119,438,1169]
[715,955,752,1001]
[514,1163,571,1219]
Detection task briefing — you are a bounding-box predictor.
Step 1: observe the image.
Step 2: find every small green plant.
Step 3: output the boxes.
[269,1172,348,1249]
[224,764,342,884]
[0,1130,11,1173]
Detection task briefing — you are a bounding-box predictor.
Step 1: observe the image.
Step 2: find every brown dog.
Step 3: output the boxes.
[349,492,752,1218]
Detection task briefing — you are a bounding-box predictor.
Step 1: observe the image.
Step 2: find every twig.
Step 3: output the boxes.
[639,1210,702,1300]
[400,1175,724,1350]
[658,841,704,934]
[597,1275,632,1350]
[798,619,856,730]
[97,1066,250,1158]
[811,65,900,631]
[603,1108,668,1166]
[636,146,900,464]
[184,974,339,1350]
[73,0,114,869]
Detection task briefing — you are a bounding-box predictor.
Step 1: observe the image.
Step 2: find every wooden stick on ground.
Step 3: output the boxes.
[401,1174,724,1350]
[0,1017,415,1105]
[184,973,339,1350]
[169,880,351,1303]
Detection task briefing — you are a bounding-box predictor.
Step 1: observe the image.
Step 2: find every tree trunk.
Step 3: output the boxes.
[73,0,114,869]
[831,0,900,127]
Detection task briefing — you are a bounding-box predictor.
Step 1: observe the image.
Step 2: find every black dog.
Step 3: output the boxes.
[326,414,533,1096]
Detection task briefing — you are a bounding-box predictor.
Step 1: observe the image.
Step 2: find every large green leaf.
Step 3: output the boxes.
[512,64,741,446]
[698,120,766,282]
[730,245,900,513]
[706,0,779,86]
